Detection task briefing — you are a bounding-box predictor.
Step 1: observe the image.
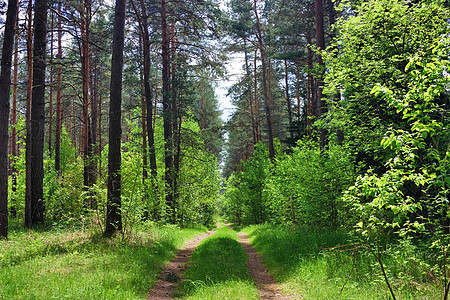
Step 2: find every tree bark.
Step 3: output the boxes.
[284,57,293,140]
[253,50,261,142]
[253,0,274,159]
[327,0,343,145]
[0,0,18,238]
[89,48,98,209]
[81,0,92,197]
[306,30,314,137]
[170,22,180,222]
[244,40,257,145]
[140,65,148,180]
[10,16,19,219]
[295,60,301,121]
[25,0,33,229]
[161,0,174,223]
[105,0,127,236]
[315,0,327,148]
[30,0,48,224]
[72,95,76,150]
[48,8,54,157]
[133,19,147,180]
[98,64,103,177]
[89,49,98,189]
[132,0,157,178]
[55,0,62,173]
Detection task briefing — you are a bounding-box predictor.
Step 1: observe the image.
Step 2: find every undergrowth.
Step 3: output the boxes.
[241,225,442,299]
[0,220,206,299]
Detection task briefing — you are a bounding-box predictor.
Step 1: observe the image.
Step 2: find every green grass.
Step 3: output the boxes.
[241,225,443,300]
[175,225,258,299]
[0,221,206,299]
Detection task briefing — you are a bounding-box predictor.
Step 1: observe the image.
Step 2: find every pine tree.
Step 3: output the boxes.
[0,0,19,238]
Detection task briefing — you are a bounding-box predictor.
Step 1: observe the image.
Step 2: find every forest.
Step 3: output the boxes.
[0,0,449,299]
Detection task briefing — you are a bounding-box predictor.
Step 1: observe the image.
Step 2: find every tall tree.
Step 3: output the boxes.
[25,0,33,228]
[160,0,175,222]
[55,0,63,173]
[48,7,54,157]
[0,0,19,238]
[284,57,293,140]
[170,22,181,216]
[131,0,157,178]
[314,0,326,147]
[105,0,127,236]
[244,42,257,145]
[79,0,94,198]
[10,15,19,218]
[306,30,314,136]
[30,0,48,224]
[253,0,275,159]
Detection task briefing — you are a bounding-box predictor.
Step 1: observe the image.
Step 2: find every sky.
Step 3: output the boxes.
[215,0,244,123]
[216,53,245,122]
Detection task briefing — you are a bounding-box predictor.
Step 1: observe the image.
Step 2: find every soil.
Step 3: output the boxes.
[147,222,293,299]
[147,230,215,299]
[238,231,292,300]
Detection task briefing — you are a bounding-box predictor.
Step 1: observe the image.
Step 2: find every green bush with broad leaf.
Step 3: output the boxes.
[223,143,271,225]
[265,140,355,228]
[343,40,450,298]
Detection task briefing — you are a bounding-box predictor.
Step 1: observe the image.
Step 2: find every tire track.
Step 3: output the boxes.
[147,230,215,299]
[237,231,292,299]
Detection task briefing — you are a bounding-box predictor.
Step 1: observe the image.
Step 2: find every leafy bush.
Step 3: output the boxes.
[266,140,355,228]
[223,143,271,225]
[224,140,355,228]
[342,40,450,298]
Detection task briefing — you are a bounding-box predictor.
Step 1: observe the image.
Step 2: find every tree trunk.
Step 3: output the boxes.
[327,0,336,29]
[0,0,18,238]
[105,0,127,236]
[244,40,257,145]
[133,0,157,178]
[306,30,314,137]
[253,0,274,159]
[140,76,148,180]
[133,22,148,182]
[89,51,97,188]
[81,0,92,200]
[284,57,293,140]
[98,64,103,177]
[10,16,19,219]
[25,0,33,229]
[55,0,62,173]
[327,0,343,145]
[30,0,48,225]
[48,8,53,157]
[170,22,180,222]
[72,95,76,150]
[315,0,327,148]
[295,48,301,122]
[253,50,261,142]
[161,0,174,223]
[89,48,98,208]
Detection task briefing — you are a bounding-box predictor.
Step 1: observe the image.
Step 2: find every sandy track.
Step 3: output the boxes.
[237,232,292,299]
[148,221,293,299]
[147,231,215,299]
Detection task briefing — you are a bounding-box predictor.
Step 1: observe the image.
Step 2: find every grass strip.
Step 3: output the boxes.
[241,225,442,300]
[0,222,205,299]
[175,225,258,299]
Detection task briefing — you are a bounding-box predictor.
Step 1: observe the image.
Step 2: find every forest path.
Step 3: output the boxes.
[223,221,293,299]
[147,229,215,299]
